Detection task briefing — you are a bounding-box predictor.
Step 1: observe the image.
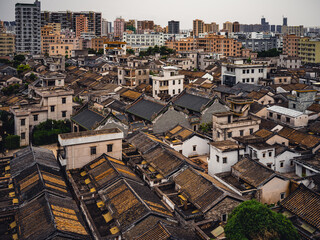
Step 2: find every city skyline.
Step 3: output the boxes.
[0,0,320,29]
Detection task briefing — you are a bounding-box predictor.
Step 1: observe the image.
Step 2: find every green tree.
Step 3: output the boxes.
[4,135,20,150]
[199,123,212,133]
[1,84,20,96]
[225,200,299,240]
[127,49,135,55]
[17,64,31,75]
[257,48,282,58]
[29,73,37,81]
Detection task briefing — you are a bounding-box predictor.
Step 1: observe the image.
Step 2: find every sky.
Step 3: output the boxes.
[0,0,320,29]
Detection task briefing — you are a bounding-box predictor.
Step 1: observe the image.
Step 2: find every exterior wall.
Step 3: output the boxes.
[266,135,289,146]
[0,33,15,56]
[288,91,317,112]
[65,139,122,169]
[275,151,300,173]
[49,43,74,56]
[295,164,320,177]
[182,135,210,157]
[152,69,184,98]
[260,177,290,204]
[200,100,229,124]
[222,63,267,87]
[267,109,308,128]
[273,76,292,85]
[46,94,73,120]
[247,146,274,166]
[152,107,191,134]
[204,197,242,222]
[299,38,320,64]
[208,147,245,175]
[283,35,300,57]
[256,95,275,105]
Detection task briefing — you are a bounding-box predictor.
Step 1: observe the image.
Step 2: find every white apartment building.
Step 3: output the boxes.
[221,58,267,87]
[152,66,184,98]
[122,32,189,47]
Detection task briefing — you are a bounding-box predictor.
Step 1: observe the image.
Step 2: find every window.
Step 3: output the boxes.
[107,144,113,152]
[21,119,25,126]
[292,103,296,109]
[286,117,290,123]
[242,70,246,74]
[290,160,293,166]
[277,114,281,120]
[173,89,175,95]
[33,115,38,121]
[227,132,232,138]
[62,97,66,104]
[267,163,272,168]
[217,132,220,138]
[216,155,220,162]
[222,214,227,222]
[249,128,254,134]
[247,70,249,74]
[239,130,244,136]
[263,153,266,158]
[280,192,285,200]
[62,111,66,118]
[268,151,272,157]
[21,132,26,140]
[90,146,97,155]
[179,150,182,154]
[223,157,227,164]
[251,69,254,73]
[50,106,55,112]
[269,112,273,117]
[280,161,284,168]
[172,80,175,85]
[170,72,174,76]
[178,80,181,84]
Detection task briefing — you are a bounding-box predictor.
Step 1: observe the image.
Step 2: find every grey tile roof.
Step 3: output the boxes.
[173,93,211,112]
[126,99,165,121]
[71,108,106,130]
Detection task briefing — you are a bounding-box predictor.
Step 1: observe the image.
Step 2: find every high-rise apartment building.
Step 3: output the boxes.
[168,20,180,34]
[233,22,240,32]
[137,20,154,31]
[283,34,300,57]
[41,11,101,36]
[193,19,204,37]
[0,33,15,56]
[282,25,304,37]
[114,17,125,37]
[75,15,88,37]
[299,38,320,64]
[223,21,233,33]
[283,17,288,26]
[15,0,41,54]
[41,25,63,54]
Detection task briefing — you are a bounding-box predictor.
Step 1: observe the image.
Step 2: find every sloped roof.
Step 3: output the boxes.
[127,131,164,154]
[17,193,89,240]
[173,167,224,212]
[280,184,320,229]
[126,98,166,121]
[232,158,276,188]
[173,92,211,112]
[71,107,106,130]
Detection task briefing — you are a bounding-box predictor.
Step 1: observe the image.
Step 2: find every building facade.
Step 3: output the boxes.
[0,33,15,56]
[168,20,180,34]
[15,0,41,54]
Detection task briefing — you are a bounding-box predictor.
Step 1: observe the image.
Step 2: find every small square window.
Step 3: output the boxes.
[263,153,266,158]
[222,214,227,222]
[216,155,220,162]
[21,132,26,140]
[62,111,66,118]
[249,128,254,134]
[33,115,38,121]
[269,152,272,157]
[62,97,66,104]
[21,118,26,126]
[223,157,227,164]
[50,106,55,112]
[280,192,285,200]
[239,130,244,136]
[193,145,197,151]
[90,146,96,155]
[227,132,232,138]
[280,161,284,168]
[107,144,113,152]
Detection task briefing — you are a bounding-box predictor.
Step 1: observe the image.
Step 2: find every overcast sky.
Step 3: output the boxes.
[1,0,319,29]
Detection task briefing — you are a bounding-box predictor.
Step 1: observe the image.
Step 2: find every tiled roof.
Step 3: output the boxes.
[71,107,106,130]
[121,89,142,101]
[126,98,166,121]
[232,157,276,188]
[174,167,224,212]
[173,92,211,112]
[281,184,320,229]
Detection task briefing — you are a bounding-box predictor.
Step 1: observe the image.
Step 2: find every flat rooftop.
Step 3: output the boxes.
[59,128,122,140]
[267,105,304,118]
[209,140,244,152]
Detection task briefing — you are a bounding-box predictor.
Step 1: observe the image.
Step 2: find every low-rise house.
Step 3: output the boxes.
[215,157,290,204]
[0,65,17,76]
[173,90,229,130]
[270,72,292,85]
[161,124,211,157]
[0,75,22,88]
[247,90,275,105]
[287,89,317,112]
[212,97,261,141]
[208,140,245,175]
[267,105,308,128]
[58,128,123,169]
[294,154,320,178]
[68,153,177,239]
[155,166,244,225]
[10,86,74,146]
[277,184,320,239]
[278,55,302,69]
